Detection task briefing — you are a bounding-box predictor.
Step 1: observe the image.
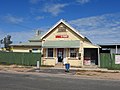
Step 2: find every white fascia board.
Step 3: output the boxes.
[41,19,63,39]
[62,19,84,39]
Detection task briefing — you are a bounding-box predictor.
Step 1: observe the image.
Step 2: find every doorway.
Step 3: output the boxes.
[57,48,64,62]
[84,48,98,65]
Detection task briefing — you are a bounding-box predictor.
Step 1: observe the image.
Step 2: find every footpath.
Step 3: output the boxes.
[0,65,120,80]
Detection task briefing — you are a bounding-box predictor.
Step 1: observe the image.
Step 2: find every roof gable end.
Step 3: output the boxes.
[41,19,85,39]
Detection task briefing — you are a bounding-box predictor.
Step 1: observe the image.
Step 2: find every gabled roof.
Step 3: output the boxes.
[41,19,85,39]
[29,35,42,42]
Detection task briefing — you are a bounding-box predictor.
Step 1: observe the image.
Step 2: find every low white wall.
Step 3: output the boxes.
[12,49,29,52]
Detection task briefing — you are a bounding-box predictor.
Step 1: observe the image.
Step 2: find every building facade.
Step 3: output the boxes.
[11,19,100,67]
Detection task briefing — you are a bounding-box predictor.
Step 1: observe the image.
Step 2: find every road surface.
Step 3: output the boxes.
[0,72,120,90]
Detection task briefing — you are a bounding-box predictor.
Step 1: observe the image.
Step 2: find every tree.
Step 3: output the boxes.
[3,35,12,50]
[0,39,3,44]
[6,35,12,44]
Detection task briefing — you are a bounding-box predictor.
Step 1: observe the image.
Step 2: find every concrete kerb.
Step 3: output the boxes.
[40,66,120,73]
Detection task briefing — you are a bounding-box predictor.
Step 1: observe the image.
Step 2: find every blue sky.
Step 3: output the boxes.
[0,0,120,44]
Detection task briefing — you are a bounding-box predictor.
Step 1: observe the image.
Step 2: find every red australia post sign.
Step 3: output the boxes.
[55,35,69,38]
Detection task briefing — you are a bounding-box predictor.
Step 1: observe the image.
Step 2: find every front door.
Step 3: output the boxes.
[57,48,64,62]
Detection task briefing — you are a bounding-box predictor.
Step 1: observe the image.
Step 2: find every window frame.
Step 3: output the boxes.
[69,48,77,58]
[47,48,54,58]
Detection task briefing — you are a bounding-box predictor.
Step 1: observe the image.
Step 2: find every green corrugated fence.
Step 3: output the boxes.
[100,53,120,70]
[110,54,120,70]
[0,52,41,66]
[100,53,111,68]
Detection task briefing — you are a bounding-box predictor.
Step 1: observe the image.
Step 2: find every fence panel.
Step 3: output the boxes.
[110,54,120,70]
[100,53,111,68]
[100,53,120,70]
[0,52,41,66]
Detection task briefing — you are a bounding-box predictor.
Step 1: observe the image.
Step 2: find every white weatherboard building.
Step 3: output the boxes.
[11,19,100,67]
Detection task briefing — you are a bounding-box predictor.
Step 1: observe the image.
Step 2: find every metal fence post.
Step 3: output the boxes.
[37,60,40,69]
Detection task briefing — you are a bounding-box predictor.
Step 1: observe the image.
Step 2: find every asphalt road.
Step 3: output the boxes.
[0,72,120,90]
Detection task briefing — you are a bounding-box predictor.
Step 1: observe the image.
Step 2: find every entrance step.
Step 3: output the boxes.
[55,63,64,68]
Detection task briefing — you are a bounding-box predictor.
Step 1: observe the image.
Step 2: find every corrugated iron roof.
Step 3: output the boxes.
[11,42,42,46]
[28,35,42,41]
[98,43,120,46]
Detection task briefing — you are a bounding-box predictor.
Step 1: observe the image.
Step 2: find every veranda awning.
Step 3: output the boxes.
[42,40,80,48]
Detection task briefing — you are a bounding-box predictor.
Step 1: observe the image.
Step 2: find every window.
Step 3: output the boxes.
[70,48,77,58]
[32,48,39,53]
[32,48,38,51]
[47,48,53,57]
